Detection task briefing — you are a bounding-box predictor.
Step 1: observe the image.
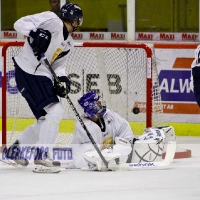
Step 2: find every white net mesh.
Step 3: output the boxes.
[2,42,164,146]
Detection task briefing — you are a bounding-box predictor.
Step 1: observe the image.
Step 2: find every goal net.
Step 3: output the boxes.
[1,41,164,147]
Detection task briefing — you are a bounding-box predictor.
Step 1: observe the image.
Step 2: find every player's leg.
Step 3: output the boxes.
[18,118,44,145]
[7,62,62,167]
[4,64,46,166]
[34,102,64,167]
[18,72,65,167]
[4,119,43,167]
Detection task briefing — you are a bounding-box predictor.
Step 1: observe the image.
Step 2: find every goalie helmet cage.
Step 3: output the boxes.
[1,41,164,147]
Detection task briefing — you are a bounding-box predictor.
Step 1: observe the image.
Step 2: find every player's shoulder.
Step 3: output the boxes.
[104,108,121,119]
[38,11,59,18]
[104,108,127,124]
[36,11,62,31]
[74,118,101,140]
[76,116,100,131]
[32,11,60,23]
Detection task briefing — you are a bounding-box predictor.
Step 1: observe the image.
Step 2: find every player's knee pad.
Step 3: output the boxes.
[44,102,65,124]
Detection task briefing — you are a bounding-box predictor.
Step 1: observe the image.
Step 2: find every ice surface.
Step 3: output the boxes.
[0,136,200,200]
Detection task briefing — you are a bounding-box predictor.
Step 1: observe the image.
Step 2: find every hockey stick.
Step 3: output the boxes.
[41,53,110,169]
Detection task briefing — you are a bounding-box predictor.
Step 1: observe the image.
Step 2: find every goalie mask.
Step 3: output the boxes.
[78,92,107,118]
[60,3,83,31]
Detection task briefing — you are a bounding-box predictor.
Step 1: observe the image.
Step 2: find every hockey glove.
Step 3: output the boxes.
[29,28,51,57]
[53,76,71,98]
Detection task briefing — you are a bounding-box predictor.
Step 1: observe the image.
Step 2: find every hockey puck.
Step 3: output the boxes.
[132,107,140,114]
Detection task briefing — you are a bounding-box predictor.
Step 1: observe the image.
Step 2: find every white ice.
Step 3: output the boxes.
[0,136,200,200]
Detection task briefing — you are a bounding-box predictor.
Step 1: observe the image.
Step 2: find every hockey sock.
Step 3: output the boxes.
[18,119,43,145]
[38,102,64,147]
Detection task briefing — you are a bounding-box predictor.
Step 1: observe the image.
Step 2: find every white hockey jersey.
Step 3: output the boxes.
[13,11,74,80]
[71,109,135,168]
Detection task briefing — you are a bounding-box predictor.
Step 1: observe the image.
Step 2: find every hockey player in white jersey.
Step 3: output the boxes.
[4,3,83,170]
[71,91,136,170]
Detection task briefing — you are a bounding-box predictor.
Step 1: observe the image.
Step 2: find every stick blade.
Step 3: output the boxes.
[0,159,18,167]
[32,166,61,173]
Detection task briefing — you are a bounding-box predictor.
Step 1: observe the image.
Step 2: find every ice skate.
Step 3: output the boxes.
[34,147,60,167]
[4,140,29,167]
[33,148,61,173]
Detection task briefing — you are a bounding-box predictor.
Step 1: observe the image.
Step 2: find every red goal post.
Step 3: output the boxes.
[1,41,164,147]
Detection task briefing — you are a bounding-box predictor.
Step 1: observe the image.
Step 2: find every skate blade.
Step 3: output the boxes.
[0,159,18,167]
[32,165,60,173]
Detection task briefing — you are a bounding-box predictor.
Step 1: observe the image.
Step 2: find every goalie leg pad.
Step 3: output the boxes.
[131,140,165,163]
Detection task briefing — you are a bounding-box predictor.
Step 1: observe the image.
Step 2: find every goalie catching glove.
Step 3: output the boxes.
[29,28,51,58]
[53,76,71,98]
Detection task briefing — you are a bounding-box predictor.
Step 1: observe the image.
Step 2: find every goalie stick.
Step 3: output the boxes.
[41,53,110,170]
